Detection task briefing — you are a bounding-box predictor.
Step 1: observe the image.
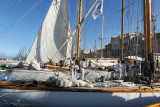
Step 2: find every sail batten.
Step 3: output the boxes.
[26,0,72,63]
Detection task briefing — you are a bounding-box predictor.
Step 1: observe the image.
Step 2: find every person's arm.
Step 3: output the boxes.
[82,64,85,68]
[73,61,75,66]
[72,61,75,68]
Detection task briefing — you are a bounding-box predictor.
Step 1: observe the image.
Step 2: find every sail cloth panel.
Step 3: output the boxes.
[26,0,72,63]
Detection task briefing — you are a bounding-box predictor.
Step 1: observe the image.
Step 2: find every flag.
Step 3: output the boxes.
[92,0,103,20]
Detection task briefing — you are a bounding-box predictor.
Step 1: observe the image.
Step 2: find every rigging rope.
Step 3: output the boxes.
[51,0,98,60]
[103,0,113,45]
[0,0,44,36]
[0,0,20,24]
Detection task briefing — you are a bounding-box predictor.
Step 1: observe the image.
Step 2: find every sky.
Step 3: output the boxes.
[0,0,159,58]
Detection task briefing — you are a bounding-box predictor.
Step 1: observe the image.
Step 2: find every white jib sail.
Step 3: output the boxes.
[26,0,72,63]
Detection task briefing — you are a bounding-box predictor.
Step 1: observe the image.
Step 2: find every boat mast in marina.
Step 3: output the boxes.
[76,0,101,60]
[51,0,98,62]
[121,0,125,61]
[100,16,104,58]
[143,0,153,80]
[144,0,152,55]
[118,0,136,60]
[76,0,83,60]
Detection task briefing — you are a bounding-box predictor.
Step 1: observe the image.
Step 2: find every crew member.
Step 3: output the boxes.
[127,60,134,81]
[116,61,122,80]
[70,57,75,79]
[80,58,86,80]
[74,60,79,80]
[133,60,139,81]
[121,60,126,80]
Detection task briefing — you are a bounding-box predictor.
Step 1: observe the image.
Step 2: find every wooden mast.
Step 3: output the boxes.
[144,0,153,81]
[51,0,98,60]
[144,0,152,55]
[101,16,104,58]
[121,0,125,61]
[94,40,97,58]
[77,0,83,59]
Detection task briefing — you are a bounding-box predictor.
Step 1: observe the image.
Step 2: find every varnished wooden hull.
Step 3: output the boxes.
[0,87,160,107]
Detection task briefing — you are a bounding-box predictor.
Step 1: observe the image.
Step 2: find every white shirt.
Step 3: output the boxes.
[80,61,85,69]
[70,60,74,68]
[116,63,122,72]
[75,65,79,70]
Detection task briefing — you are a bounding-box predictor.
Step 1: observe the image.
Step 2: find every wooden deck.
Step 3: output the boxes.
[1,81,160,93]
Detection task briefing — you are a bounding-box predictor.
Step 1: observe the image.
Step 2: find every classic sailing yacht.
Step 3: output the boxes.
[0,0,160,107]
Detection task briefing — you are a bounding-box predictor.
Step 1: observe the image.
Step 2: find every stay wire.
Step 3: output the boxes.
[0,0,44,36]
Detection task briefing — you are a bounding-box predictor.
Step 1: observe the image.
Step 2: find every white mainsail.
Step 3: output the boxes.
[26,0,72,63]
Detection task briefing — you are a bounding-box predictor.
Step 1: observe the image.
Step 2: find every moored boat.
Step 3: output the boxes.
[0,82,160,107]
